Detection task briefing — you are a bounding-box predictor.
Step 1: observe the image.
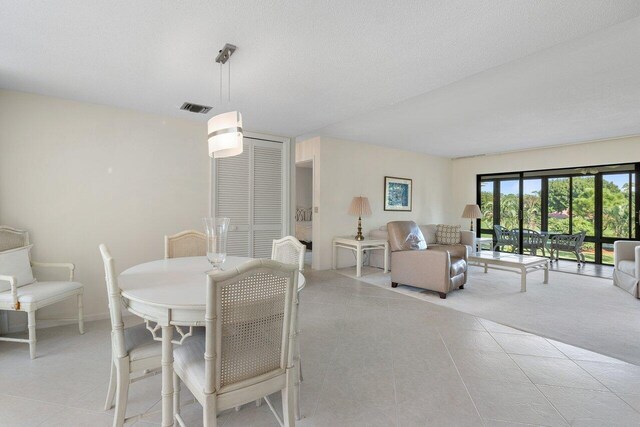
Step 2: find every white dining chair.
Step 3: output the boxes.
[165,230,207,259]
[0,225,84,359]
[271,236,305,419]
[100,244,163,427]
[272,236,306,272]
[172,259,299,427]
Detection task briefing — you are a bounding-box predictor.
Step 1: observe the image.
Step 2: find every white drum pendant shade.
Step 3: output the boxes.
[208,111,243,158]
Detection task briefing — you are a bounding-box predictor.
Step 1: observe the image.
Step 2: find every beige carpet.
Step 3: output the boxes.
[336,265,640,366]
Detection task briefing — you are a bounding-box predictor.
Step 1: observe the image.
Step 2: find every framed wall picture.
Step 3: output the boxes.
[384,176,412,211]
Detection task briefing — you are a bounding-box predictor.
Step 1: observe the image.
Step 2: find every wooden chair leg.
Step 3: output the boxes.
[27,311,36,359]
[282,372,295,427]
[77,294,85,335]
[113,358,130,427]
[294,360,301,420]
[173,371,181,419]
[203,395,217,427]
[104,360,117,410]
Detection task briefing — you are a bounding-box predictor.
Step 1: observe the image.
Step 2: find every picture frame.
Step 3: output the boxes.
[384,176,412,211]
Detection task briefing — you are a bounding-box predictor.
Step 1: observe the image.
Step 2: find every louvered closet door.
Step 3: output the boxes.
[252,140,283,258]
[215,137,285,258]
[215,142,250,256]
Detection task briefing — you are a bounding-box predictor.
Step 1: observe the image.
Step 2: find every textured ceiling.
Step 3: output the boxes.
[2,1,640,157]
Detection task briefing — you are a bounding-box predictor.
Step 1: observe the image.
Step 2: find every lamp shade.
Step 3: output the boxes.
[207,111,243,158]
[348,196,372,217]
[461,204,482,219]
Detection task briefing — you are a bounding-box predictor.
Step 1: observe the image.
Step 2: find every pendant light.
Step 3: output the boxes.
[208,111,243,158]
[208,43,243,158]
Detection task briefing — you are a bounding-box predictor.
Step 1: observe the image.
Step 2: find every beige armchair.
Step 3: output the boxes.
[369,224,474,269]
[388,221,467,299]
[613,240,640,298]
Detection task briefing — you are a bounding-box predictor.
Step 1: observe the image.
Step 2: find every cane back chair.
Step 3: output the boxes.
[172,259,299,427]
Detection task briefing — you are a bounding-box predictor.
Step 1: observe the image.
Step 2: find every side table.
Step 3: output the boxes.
[332,236,389,277]
[475,237,493,253]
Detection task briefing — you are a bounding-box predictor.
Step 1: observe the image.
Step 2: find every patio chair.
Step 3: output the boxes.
[493,225,517,252]
[520,229,547,256]
[549,231,587,265]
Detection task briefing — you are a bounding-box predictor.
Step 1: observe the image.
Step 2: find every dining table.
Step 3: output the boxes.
[118,255,306,427]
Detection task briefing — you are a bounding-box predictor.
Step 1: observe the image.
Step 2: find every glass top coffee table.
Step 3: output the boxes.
[468,251,550,292]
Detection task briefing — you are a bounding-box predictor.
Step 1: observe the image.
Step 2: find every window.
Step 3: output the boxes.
[478,163,639,265]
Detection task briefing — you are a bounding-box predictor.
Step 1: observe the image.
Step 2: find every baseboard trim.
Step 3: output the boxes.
[4,311,136,333]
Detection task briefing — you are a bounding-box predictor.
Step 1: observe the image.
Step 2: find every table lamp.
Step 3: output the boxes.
[348,196,372,241]
[461,204,482,232]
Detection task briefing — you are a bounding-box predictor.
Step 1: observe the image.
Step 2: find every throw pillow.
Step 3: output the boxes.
[436,224,461,245]
[0,245,35,293]
[387,221,427,251]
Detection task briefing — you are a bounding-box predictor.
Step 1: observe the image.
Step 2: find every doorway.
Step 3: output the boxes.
[295,160,313,268]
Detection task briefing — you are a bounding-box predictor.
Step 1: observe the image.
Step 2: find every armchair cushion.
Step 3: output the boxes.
[0,281,82,304]
[419,224,438,244]
[0,245,35,293]
[387,221,427,251]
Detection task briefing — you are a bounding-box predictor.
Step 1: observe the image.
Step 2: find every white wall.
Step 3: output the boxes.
[451,136,640,227]
[299,137,453,270]
[295,166,313,208]
[0,90,209,328]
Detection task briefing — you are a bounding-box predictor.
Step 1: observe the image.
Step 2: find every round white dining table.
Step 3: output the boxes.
[119,256,305,427]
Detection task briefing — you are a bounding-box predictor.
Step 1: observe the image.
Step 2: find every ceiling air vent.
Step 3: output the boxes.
[180,102,212,114]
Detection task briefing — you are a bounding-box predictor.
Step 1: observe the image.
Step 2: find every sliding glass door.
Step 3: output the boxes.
[478,163,640,265]
[601,172,637,264]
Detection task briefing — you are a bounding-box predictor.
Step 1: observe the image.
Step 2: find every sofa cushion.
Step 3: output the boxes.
[618,260,636,277]
[420,224,438,244]
[450,257,466,277]
[0,245,35,293]
[436,224,461,245]
[387,221,427,251]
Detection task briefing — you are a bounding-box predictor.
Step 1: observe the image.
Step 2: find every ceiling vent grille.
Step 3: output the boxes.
[180,102,212,114]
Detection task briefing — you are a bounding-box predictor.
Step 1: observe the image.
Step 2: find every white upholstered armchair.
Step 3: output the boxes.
[0,226,84,358]
[613,240,640,298]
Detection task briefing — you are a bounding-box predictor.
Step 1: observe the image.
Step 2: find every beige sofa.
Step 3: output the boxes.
[613,240,640,298]
[386,221,468,299]
[369,223,475,269]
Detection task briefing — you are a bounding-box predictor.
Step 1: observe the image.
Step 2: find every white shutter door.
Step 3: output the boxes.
[214,138,285,258]
[252,140,284,258]
[215,142,250,256]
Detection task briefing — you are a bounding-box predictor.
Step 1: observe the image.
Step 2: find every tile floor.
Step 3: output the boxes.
[1,269,640,426]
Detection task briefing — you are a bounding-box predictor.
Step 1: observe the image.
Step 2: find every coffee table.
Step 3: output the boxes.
[468,251,549,292]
